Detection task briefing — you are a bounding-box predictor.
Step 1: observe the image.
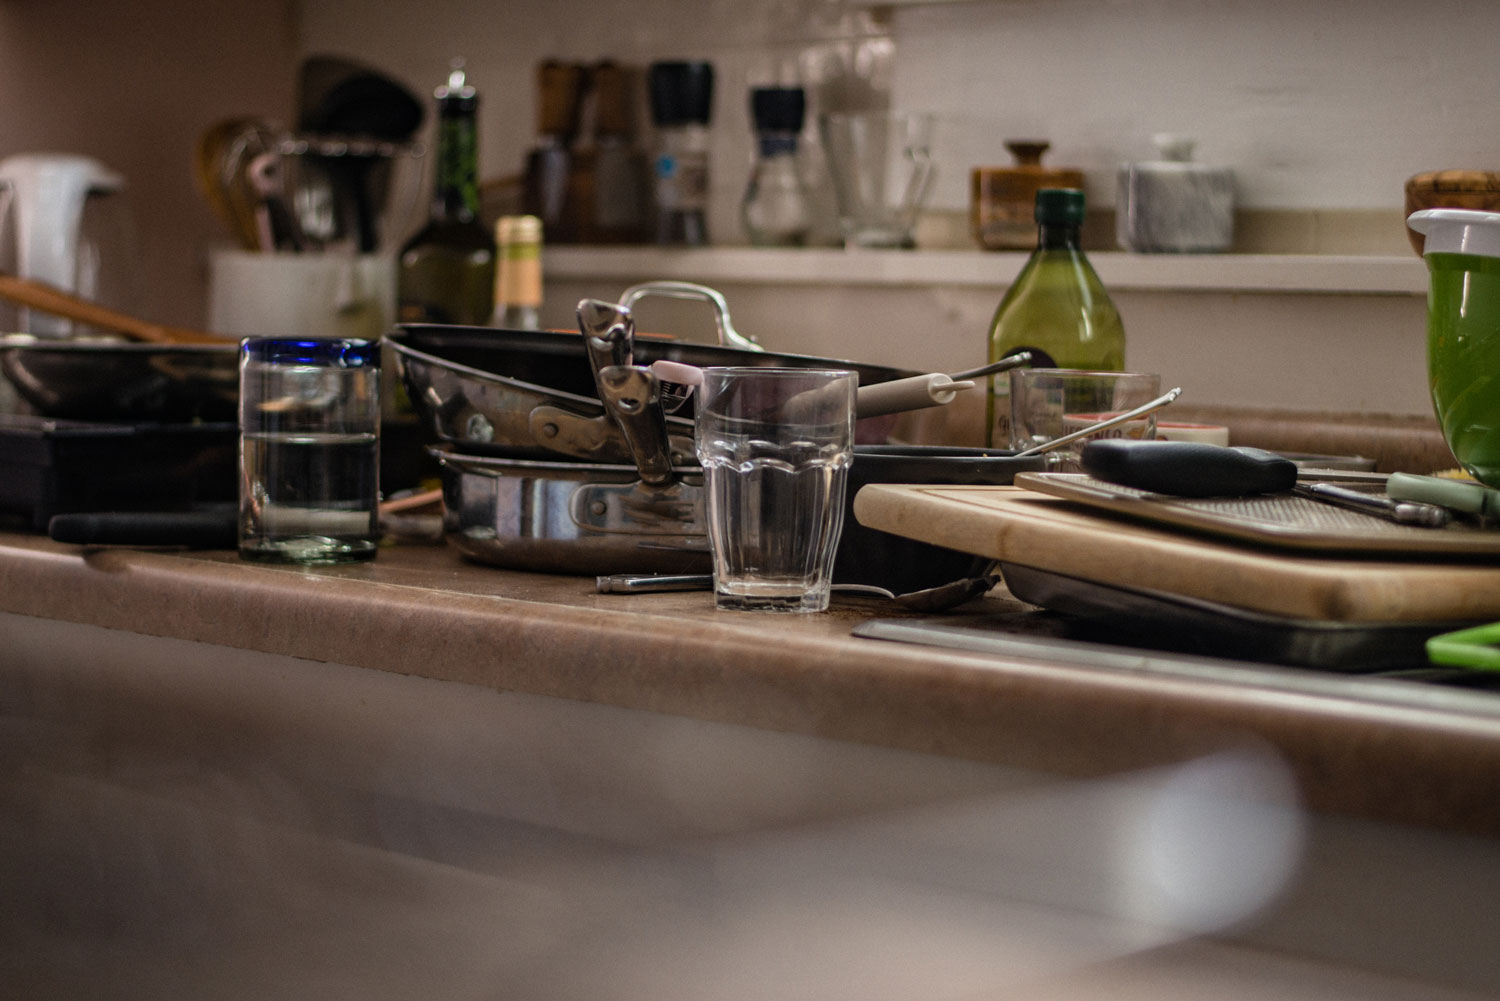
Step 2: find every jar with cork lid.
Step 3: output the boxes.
[971,141,1084,250]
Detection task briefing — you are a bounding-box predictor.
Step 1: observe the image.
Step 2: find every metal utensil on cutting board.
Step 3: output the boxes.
[1293,481,1450,528]
[1013,387,1182,457]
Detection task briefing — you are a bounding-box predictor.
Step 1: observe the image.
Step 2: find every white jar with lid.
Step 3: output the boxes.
[1116,134,1234,252]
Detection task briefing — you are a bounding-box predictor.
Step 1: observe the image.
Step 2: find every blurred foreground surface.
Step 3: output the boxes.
[3,611,1498,1000]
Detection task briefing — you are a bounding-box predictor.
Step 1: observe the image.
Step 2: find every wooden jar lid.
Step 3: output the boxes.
[1405,170,1500,255]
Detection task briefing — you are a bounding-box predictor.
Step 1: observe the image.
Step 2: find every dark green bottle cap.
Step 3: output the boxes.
[1035,187,1085,225]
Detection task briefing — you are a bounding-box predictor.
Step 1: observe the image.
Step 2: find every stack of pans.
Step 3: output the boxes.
[391,282,1047,590]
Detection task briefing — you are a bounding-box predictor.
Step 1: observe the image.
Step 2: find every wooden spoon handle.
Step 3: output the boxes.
[0,274,225,345]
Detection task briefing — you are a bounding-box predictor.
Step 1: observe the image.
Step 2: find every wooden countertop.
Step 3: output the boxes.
[4,530,1500,836]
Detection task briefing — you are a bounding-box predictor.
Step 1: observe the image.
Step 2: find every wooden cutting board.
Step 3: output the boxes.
[853,484,1500,623]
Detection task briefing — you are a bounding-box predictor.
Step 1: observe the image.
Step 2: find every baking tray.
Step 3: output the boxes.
[1013,472,1500,558]
[997,562,1470,672]
[0,414,237,531]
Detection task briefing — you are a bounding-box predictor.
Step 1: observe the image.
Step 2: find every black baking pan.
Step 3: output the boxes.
[837,446,1051,591]
[998,561,1470,672]
[0,414,237,531]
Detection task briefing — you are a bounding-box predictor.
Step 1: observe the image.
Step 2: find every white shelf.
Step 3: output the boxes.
[544,247,1428,296]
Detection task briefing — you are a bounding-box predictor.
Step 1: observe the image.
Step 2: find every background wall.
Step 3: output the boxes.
[302,0,1500,249]
[0,0,1494,336]
[0,0,298,328]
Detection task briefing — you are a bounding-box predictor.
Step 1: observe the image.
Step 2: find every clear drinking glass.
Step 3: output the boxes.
[1009,369,1161,459]
[238,337,381,564]
[694,367,857,612]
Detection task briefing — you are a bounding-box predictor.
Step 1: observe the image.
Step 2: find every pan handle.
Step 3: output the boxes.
[596,364,676,487]
[0,274,223,344]
[620,280,763,353]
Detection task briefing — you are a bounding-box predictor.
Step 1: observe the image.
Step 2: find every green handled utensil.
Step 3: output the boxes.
[1427,621,1500,672]
[1387,472,1500,520]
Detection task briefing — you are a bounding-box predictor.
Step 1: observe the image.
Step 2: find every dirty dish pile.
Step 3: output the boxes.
[397,284,1048,592]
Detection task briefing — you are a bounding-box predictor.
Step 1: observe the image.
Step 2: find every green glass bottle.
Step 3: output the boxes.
[984,187,1125,448]
[397,60,496,326]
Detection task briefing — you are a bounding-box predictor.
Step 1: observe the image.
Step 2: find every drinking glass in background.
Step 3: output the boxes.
[1009,369,1161,462]
[238,337,381,564]
[818,111,935,249]
[694,367,857,613]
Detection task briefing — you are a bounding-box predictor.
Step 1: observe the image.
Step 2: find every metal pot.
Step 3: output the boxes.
[0,335,239,422]
[436,444,1052,591]
[389,281,917,464]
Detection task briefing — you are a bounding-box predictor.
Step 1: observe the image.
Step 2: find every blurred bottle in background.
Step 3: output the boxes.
[491,214,543,329]
[586,61,647,243]
[648,61,714,246]
[522,61,586,244]
[397,60,495,325]
[741,87,811,246]
[985,188,1125,448]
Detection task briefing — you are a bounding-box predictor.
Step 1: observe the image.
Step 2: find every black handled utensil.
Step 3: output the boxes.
[48,505,238,548]
[1081,439,1455,527]
[1081,439,1297,497]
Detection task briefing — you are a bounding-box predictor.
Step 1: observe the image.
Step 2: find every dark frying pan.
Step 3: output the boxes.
[0,336,238,422]
[0,276,238,422]
[393,323,913,401]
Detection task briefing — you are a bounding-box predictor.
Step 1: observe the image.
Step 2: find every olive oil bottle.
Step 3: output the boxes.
[985,187,1124,448]
[397,60,495,325]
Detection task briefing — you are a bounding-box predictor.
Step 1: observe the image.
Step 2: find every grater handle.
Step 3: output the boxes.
[1081,439,1298,498]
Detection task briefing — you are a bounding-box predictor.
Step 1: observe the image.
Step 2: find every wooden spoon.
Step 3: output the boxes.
[0,274,226,345]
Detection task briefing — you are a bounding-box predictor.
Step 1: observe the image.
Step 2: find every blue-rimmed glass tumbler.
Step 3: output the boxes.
[238,337,380,563]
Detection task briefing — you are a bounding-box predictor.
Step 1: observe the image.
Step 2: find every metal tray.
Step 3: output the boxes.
[1014,472,1500,558]
[998,562,1469,672]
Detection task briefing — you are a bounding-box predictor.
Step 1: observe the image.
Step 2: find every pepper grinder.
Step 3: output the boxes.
[740,86,811,246]
[648,61,714,246]
[1116,134,1234,253]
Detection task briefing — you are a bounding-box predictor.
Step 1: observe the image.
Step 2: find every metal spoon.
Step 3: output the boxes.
[1013,386,1183,457]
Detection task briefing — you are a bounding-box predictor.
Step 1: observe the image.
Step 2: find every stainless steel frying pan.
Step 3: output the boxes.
[389,281,917,464]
